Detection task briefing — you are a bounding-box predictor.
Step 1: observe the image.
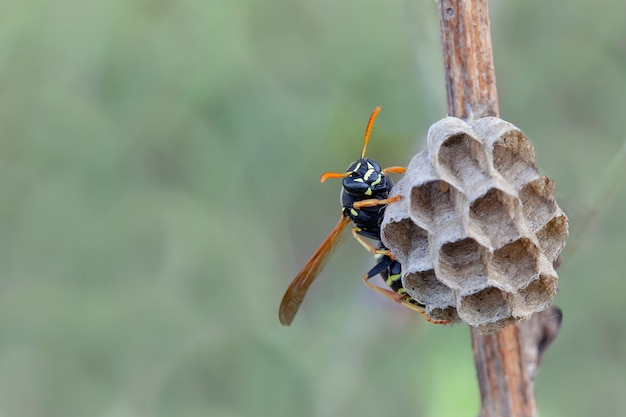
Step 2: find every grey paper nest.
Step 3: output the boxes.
[381,117,568,332]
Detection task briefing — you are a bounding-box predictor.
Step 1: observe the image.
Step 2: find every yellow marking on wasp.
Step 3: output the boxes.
[386,274,401,286]
[364,168,375,181]
[367,162,374,169]
[371,174,382,186]
[365,187,372,196]
[354,178,364,182]
[354,162,361,171]
[397,287,407,294]
[350,208,359,217]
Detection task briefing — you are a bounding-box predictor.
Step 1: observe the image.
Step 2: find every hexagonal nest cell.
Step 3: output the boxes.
[381,117,568,332]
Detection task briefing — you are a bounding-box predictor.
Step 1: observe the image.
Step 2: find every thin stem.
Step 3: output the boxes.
[435,1,562,416]
[438,0,499,121]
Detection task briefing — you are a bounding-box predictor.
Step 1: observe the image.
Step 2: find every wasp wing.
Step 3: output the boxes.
[279,215,351,326]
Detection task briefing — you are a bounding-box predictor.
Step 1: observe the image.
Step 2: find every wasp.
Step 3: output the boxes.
[279,107,449,326]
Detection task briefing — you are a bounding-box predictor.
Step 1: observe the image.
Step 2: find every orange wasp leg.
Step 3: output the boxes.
[320,171,350,183]
[351,228,394,258]
[397,297,451,325]
[382,166,406,175]
[352,194,402,210]
[362,273,450,324]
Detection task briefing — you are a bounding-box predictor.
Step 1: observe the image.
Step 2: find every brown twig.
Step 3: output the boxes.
[436,1,563,416]
[438,0,498,120]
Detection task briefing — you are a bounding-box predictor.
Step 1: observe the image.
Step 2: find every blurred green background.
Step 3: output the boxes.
[1,0,625,416]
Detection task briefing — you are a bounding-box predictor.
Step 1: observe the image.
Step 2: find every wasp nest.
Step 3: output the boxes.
[382,117,568,332]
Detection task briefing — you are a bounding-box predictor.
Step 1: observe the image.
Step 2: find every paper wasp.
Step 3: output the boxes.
[279,107,450,326]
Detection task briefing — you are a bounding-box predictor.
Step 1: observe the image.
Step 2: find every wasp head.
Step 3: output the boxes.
[342,158,389,197]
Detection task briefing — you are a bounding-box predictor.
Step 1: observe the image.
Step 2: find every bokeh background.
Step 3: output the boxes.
[1,0,625,416]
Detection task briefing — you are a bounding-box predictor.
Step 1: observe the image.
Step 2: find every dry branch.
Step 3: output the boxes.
[435,1,563,416]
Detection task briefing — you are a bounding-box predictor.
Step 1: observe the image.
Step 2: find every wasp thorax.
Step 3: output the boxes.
[342,158,388,196]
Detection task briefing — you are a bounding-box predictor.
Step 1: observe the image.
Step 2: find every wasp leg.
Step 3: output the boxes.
[382,166,406,175]
[361,273,451,325]
[352,228,394,258]
[362,271,405,303]
[352,195,402,209]
[397,296,451,325]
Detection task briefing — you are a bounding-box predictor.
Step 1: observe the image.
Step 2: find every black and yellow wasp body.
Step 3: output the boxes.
[279,107,448,326]
[340,158,392,240]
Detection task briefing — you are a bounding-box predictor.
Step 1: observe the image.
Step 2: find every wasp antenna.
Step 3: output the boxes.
[361,106,382,159]
[320,171,350,183]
